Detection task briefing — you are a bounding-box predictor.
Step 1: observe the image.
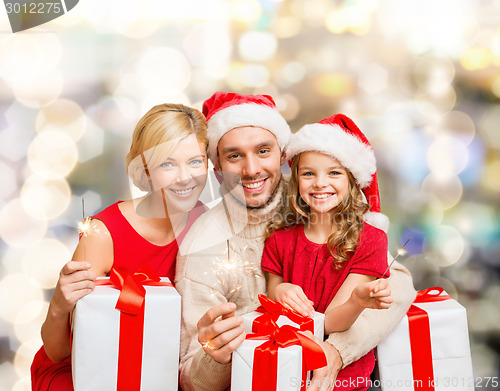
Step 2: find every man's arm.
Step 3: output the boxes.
[325,259,416,367]
[175,248,245,391]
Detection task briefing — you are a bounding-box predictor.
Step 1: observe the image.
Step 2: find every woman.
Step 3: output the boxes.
[31,103,208,390]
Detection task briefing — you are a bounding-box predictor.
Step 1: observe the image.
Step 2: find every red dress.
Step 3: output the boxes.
[31,201,204,391]
[261,222,388,391]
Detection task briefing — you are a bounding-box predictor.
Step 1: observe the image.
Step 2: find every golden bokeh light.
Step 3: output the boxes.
[426,135,469,178]
[0,274,43,323]
[422,173,463,210]
[27,130,78,180]
[15,301,49,344]
[238,31,278,62]
[314,73,353,97]
[36,99,87,142]
[0,199,47,248]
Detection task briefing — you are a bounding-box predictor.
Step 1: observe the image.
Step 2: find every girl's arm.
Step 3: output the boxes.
[41,219,113,363]
[266,273,315,317]
[324,273,392,335]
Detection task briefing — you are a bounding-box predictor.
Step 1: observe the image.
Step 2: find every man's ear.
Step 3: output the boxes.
[280,151,287,166]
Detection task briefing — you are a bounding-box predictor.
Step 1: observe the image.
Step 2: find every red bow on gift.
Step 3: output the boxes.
[246,295,326,391]
[408,287,451,391]
[95,266,173,391]
[253,294,315,334]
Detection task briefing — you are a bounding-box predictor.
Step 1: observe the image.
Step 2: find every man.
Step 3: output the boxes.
[175,92,416,391]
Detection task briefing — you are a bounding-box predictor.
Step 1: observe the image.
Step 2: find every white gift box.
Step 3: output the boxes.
[72,277,181,391]
[377,288,474,391]
[243,309,325,341]
[232,339,305,391]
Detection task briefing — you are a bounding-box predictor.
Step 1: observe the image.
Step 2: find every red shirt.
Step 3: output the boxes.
[261,222,388,313]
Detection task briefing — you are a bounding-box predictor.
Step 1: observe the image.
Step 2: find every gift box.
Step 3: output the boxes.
[231,295,326,391]
[71,267,181,391]
[376,287,474,391]
[242,294,325,340]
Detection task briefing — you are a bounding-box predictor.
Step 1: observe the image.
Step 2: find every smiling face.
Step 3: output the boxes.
[216,126,285,209]
[297,151,350,218]
[147,133,208,213]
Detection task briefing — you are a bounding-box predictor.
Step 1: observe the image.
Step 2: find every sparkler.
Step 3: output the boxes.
[77,198,101,261]
[381,234,414,278]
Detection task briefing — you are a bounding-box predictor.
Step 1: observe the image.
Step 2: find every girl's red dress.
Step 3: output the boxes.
[261,222,388,391]
[31,201,204,391]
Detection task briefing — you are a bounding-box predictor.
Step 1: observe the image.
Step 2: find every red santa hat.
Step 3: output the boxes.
[202,92,291,166]
[285,113,389,233]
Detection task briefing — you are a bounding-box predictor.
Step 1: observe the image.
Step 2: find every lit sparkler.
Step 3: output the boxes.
[381,234,414,278]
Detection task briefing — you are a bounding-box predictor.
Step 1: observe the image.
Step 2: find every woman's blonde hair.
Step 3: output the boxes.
[267,153,369,267]
[126,104,207,191]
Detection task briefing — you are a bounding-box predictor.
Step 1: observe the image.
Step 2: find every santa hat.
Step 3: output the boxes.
[285,113,389,233]
[202,92,291,166]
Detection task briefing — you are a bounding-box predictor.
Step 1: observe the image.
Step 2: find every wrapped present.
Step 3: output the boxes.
[377,287,474,391]
[232,295,327,391]
[72,266,181,391]
[243,294,325,340]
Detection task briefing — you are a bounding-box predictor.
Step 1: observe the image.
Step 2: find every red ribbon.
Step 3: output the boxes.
[245,316,326,391]
[94,266,173,391]
[407,287,451,391]
[253,294,315,334]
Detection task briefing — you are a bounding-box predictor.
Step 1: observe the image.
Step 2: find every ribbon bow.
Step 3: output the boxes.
[246,315,327,391]
[94,266,173,391]
[253,294,315,334]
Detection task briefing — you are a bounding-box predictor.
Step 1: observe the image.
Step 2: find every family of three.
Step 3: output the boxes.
[31,92,416,391]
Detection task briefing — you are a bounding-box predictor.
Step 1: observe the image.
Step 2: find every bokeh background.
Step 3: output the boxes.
[0,0,499,389]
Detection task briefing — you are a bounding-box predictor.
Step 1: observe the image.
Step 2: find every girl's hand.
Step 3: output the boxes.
[352,279,393,310]
[275,283,315,317]
[50,261,97,317]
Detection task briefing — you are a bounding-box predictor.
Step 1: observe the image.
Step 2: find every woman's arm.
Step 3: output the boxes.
[324,273,392,334]
[41,219,113,363]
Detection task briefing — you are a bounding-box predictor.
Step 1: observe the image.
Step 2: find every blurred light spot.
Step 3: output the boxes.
[0,274,43,323]
[274,94,300,121]
[239,64,270,87]
[14,339,40,378]
[77,121,105,163]
[36,99,87,142]
[27,131,78,179]
[13,71,63,109]
[0,161,17,201]
[325,5,371,34]
[432,111,475,145]
[12,376,31,391]
[413,55,455,95]
[428,225,465,267]
[111,1,159,38]
[238,31,277,62]
[402,192,444,227]
[137,47,191,92]
[358,63,388,94]
[15,301,48,344]
[141,90,190,116]
[22,239,71,289]
[491,76,500,98]
[0,199,47,248]
[274,61,306,88]
[458,137,485,187]
[426,136,468,178]
[182,23,232,76]
[479,105,500,148]
[314,74,353,97]
[270,16,302,38]
[480,158,500,194]
[450,202,498,247]
[230,0,262,23]
[422,173,463,209]
[0,362,18,391]
[21,176,71,221]
[460,47,491,70]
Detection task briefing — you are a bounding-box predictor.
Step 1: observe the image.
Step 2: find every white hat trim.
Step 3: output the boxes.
[363,211,389,233]
[207,103,291,164]
[285,123,376,188]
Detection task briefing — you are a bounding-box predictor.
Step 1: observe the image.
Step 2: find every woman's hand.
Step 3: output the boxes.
[351,278,393,310]
[275,283,315,317]
[50,261,97,317]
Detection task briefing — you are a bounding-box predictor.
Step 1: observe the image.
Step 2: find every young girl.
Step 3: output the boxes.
[261,114,392,391]
[31,103,208,391]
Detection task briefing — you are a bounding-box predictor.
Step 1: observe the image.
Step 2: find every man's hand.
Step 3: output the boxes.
[197,302,246,364]
[299,331,342,391]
